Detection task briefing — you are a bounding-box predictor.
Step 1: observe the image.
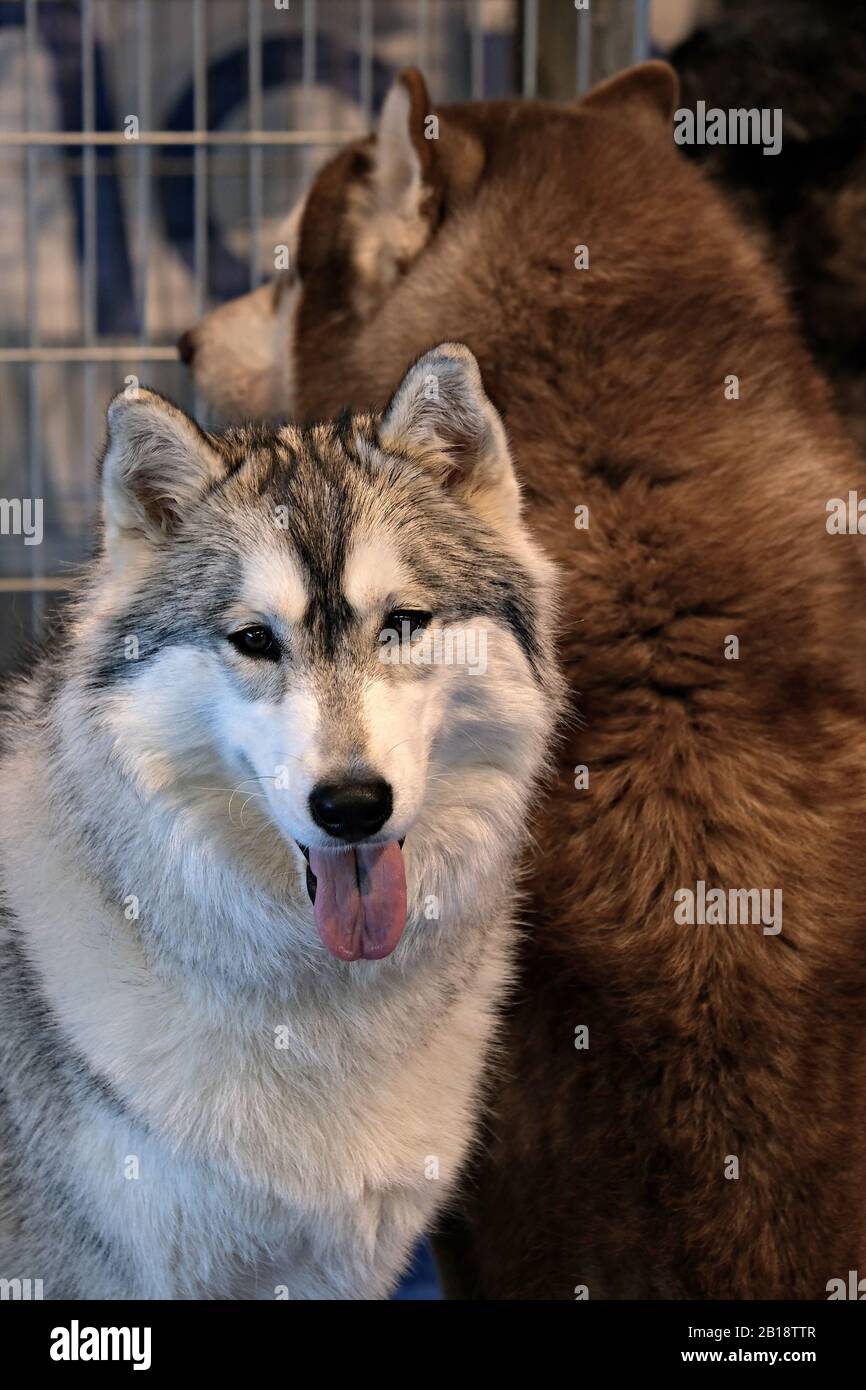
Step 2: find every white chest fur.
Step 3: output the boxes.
[1,748,512,1299]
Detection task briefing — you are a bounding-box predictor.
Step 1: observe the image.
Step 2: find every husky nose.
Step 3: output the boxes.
[177,329,197,366]
[308,779,393,842]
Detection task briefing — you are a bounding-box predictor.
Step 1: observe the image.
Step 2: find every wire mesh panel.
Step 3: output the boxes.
[0,0,651,668]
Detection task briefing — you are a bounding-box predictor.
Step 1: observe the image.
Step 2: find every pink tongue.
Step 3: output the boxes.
[308,841,407,961]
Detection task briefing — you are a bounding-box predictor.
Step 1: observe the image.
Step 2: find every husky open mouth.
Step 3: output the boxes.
[297,841,407,962]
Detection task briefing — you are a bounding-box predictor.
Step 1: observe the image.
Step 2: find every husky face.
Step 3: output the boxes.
[180,69,490,421]
[180,65,678,427]
[92,345,556,963]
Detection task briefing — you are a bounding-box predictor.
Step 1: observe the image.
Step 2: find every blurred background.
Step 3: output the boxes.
[0,0,673,677]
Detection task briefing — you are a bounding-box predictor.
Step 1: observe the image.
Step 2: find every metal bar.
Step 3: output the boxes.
[522,0,538,98]
[0,130,349,147]
[137,0,152,377]
[576,3,592,94]
[0,347,183,365]
[470,0,484,100]
[0,578,76,594]
[359,0,373,125]
[632,0,651,64]
[603,1,616,78]
[81,0,96,343]
[24,2,38,343]
[25,0,42,634]
[81,0,97,547]
[248,0,263,290]
[302,0,317,184]
[192,0,208,319]
[416,0,429,72]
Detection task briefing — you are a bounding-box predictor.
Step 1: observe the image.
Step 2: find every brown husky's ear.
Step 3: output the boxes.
[376,68,439,202]
[379,343,519,524]
[581,60,679,126]
[356,69,439,292]
[101,389,223,563]
[377,67,484,207]
[348,71,483,311]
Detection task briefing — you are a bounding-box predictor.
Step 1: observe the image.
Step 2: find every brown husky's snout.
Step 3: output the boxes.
[177,329,197,366]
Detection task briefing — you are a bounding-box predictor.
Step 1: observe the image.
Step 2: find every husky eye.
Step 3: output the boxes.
[382,609,432,640]
[228,624,280,661]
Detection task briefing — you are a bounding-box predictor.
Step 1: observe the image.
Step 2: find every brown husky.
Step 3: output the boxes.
[182,63,866,1299]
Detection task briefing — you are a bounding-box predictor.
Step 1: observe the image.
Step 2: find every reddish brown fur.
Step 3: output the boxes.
[293,66,866,1299]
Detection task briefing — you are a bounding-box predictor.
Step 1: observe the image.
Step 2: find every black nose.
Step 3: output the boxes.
[308,778,393,842]
[177,329,197,366]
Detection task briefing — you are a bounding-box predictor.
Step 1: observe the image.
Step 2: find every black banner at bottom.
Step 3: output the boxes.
[3,1297,862,1374]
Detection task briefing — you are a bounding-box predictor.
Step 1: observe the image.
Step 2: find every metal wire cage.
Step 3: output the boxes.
[0,0,651,669]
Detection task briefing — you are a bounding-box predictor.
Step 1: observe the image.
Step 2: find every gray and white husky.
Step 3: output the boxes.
[0,344,560,1299]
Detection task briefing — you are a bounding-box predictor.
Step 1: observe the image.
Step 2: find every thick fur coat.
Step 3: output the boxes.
[0,353,560,1298]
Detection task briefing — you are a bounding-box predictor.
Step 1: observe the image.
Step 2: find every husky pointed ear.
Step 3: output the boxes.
[101,389,223,559]
[380,344,520,522]
[354,71,483,307]
[375,68,438,215]
[581,60,678,126]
